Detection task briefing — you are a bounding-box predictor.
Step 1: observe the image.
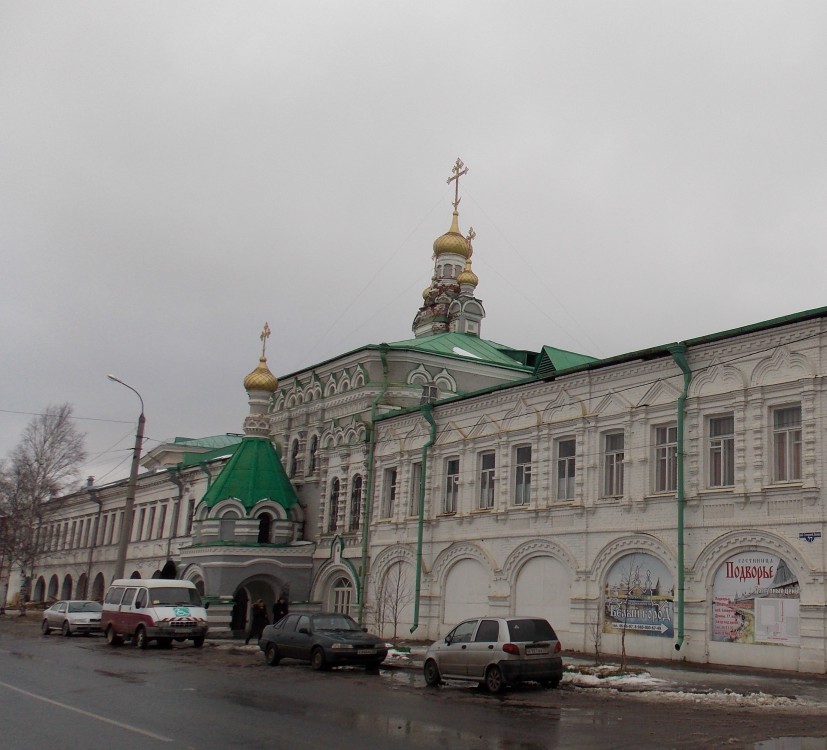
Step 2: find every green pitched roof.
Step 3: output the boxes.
[534,345,599,378]
[202,437,298,512]
[386,333,534,370]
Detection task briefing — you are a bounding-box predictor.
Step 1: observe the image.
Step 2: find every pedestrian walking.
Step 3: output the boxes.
[245,599,269,644]
[272,595,289,623]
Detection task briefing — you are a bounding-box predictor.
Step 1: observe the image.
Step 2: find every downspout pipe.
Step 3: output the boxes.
[358,345,390,625]
[410,403,437,634]
[668,343,691,652]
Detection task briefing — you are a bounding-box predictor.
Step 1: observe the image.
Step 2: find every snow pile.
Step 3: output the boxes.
[563,665,825,710]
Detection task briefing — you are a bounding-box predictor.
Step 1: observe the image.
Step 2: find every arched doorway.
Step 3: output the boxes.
[129,570,141,579]
[77,573,88,599]
[160,560,177,579]
[33,577,45,602]
[61,574,73,600]
[91,573,105,602]
[47,575,59,601]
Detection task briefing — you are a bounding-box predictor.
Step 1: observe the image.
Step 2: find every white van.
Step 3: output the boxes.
[101,579,209,649]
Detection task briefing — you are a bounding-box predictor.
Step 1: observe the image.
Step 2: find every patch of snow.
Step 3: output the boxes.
[452,346,482,359]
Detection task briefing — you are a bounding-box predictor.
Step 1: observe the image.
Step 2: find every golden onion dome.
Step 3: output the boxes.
[433,211,471,258]
[243,356,279,392]
[458,259,478,287]
[422,285,432,299]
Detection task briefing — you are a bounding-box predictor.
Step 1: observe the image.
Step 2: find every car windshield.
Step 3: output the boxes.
[507,619,557,642]
[68,602,102,613]
[312,615,360,631]
[149,587,202,606]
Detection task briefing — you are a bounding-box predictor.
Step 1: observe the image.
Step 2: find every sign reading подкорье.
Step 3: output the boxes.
[711,552,800,646]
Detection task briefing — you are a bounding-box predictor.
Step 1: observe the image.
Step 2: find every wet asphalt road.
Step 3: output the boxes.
[1,614,827,750]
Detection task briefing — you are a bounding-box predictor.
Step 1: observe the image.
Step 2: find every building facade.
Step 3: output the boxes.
[11,164,827,673]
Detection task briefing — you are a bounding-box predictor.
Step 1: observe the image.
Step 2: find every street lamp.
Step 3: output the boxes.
[108,374,145,581]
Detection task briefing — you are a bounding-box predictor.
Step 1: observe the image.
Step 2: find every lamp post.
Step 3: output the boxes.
[108,375,145,581]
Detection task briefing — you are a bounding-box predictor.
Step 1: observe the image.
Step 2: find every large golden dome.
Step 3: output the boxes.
[243,356,279,392]
[433,211,471,258]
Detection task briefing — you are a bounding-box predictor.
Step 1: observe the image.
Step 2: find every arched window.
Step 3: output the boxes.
[331,576,353,615]
[349,475,363,531]
[308,434,318,474]
[328,478,340,533]
[258,512,272,543]
[289,439,299,477]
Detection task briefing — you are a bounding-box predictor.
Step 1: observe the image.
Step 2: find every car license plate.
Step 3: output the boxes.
[357,649,376,655]
[526,647,546,655]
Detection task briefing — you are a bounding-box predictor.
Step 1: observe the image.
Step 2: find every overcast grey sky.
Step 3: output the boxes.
[2,2,827,484]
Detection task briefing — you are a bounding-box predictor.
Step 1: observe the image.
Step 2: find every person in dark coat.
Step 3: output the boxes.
[272,595,289,624]
[245,599,269,645]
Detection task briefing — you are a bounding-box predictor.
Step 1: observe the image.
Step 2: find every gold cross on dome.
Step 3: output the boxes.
[260,322,271,357]
[447,157,469,210]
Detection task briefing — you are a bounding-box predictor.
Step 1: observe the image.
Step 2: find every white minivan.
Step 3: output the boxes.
[101,579,209,649]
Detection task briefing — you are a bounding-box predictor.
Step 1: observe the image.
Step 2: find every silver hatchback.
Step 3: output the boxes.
[423,616,563,693]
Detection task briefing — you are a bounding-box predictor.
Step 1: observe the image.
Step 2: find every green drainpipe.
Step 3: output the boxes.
[410,403,437,635]
[358,345,390,625]
[669,343,691,652]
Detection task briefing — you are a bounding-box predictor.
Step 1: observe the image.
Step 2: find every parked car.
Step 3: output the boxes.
[259,612,388,671]
[423,616,563,693]
[41,600,103,636]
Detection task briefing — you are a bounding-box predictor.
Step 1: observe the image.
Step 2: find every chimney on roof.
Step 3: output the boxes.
[87,476,94,488]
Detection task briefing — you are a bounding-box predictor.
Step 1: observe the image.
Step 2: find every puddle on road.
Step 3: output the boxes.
[755,739,827,749]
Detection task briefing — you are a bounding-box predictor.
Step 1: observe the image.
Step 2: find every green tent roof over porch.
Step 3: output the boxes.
[201,436,298,512]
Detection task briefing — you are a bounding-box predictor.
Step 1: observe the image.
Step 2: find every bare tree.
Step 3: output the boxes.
[586,604,602,665]
[372,561,413,642]
[2,405,86,605]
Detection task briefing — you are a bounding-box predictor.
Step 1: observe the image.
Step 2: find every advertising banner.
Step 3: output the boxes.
[603,553,674,638]
[711,552,799,645]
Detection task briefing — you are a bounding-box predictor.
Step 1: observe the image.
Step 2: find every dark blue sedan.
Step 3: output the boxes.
[259,612,388,671]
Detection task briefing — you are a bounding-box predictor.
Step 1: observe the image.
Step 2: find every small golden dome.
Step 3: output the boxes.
[422,285,432,299]
[433,211,470,258]
[458,259,478,287]
[243,356,279,392]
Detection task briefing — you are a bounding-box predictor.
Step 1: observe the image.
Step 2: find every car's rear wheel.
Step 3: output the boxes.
[134,626,148,650]
[310,647,328,671]
[41,619,50,636]
[423,659,442,687]
[106,626,123,646]
[62,621,72,637]
[365,660,382,672]
[485,665,505,694]
[265,644,280,666]
[192,636,205,648]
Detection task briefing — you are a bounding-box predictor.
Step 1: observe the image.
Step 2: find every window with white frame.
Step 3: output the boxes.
[381,468,397,519]
[349,475,362,531]
[655,424,678,492]
[409,462,422,516]
[556,439,576,500]
[308,434,318,474]
[708,415,734,487]
[479,451,496,509]
[773,406,802,482]
[514,445,531,506]
[603,433,624,496]
[444,457,459,513]
[328,478,340,532]
[289,438,299,477]
[331,577,353,614]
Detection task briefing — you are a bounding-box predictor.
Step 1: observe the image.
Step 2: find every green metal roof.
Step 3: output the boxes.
[171,435,244,450]
[202,437,298,512]
[386,333,534,370]
[178,443,241,469]
[534,345,599,378]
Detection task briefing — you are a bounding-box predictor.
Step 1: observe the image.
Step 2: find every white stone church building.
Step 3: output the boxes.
[16,163,827,673]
